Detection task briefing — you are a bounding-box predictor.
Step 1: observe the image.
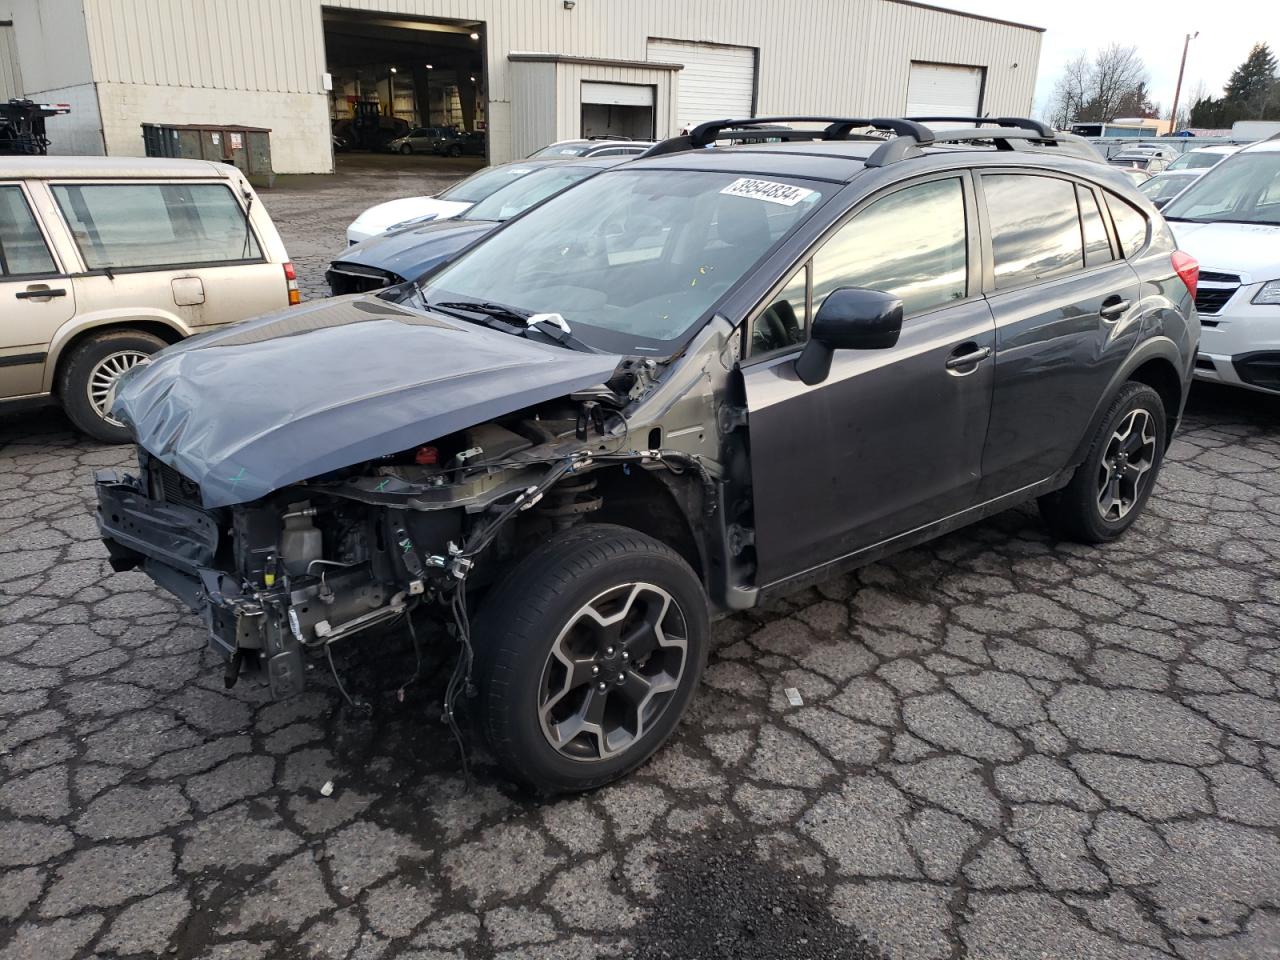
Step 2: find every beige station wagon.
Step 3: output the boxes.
[0,156,296,441]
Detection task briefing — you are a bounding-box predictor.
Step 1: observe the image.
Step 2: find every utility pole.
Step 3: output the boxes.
[1169,31,1199,132]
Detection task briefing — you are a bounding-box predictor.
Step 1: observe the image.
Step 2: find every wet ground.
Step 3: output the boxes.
[1,163,1279,960]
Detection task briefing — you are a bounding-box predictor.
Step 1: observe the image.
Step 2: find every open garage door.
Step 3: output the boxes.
[647,39,754,133]
[906,62,985,121]
[581,82,655,140]
[322,9,487,158]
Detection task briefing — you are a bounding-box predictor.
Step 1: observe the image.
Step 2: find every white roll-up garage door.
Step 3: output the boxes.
[905,62,985,120]
[581,82,655,108]
[647,39,755,133]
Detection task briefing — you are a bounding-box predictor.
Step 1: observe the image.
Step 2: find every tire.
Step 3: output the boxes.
[472,523,708,793]
[1038,382,1167,544]
[58,330,167,443]
[399,143,413,155]
[448,144,462,158]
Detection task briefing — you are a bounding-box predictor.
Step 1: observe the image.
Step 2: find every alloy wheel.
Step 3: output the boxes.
[1096,408,1157,522]
[87,350,148,426]
[538,582,688,762]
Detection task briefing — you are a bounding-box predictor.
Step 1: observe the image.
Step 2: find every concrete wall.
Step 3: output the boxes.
[0,0,103,154]
[16,0,1043,171]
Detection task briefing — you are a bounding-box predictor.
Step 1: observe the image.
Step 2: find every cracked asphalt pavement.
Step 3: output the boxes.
[2,158,1280,960]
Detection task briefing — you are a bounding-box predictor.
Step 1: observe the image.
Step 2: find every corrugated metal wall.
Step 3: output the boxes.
[0,22,22,99]
[80,0,1040,114]
[72,0,1040,169]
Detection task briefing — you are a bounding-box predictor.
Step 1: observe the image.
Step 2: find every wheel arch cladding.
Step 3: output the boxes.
[1126,356,1183,444]
[1069,340,1185,467]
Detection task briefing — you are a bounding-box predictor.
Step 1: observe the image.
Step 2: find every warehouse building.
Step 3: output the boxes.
[0,0,1042,173]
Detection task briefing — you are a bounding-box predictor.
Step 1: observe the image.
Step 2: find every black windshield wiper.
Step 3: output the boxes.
[429,299,525,332]
[435,300,530,324]
[434,300,601,353]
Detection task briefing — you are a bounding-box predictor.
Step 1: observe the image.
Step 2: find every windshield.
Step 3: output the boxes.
[1140,174,1194,201]
[1163,151,1280,225]
[530,143,593,158]
[423,169,830,354]
[463,165,599,222]
[1168,151,1224,171]
[437,164,540,204]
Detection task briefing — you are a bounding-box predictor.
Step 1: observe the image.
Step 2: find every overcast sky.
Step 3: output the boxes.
[945,1,1280,118]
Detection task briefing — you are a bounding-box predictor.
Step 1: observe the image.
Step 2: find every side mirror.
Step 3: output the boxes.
[795,287,903,385]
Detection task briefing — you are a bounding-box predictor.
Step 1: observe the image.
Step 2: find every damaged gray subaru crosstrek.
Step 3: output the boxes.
[95,117,1199,793]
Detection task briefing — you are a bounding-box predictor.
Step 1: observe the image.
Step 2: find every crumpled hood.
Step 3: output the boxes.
[1170,221,1280,283]
[333,218,498,282]
[112,296,622,508]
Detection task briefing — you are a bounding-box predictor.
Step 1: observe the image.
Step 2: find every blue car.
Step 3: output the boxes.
[326,156,630,295]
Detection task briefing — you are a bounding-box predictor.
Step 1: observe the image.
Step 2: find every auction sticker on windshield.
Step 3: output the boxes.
[720,177,816,206]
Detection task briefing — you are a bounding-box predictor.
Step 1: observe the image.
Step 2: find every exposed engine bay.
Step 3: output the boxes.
[95,349,731,755]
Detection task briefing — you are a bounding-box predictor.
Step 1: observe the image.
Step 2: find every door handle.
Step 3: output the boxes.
[16,286,68,300]
[945,344,991,371]
[1100,298,1130,321]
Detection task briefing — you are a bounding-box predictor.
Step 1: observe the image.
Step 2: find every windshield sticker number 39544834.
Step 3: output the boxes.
[720,177,816,207]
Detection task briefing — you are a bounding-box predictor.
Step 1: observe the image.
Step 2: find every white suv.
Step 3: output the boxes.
[1163,137,1280,394]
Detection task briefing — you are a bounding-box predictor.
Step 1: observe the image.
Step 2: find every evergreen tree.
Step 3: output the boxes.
[1225,43,1278,113]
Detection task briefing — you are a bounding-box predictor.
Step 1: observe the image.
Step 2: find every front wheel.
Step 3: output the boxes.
[399,143,413,155]
[1038,381,1167,543]
[58,330,167,443]
[472,524,708,793]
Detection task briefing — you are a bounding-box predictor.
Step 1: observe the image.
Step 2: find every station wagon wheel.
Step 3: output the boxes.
[1038,381,1167,544]
[1096,408,1157,522]
[88,350,150,427]
[57,329,167,444]
[538,582,689,761]
[472,523,708,793]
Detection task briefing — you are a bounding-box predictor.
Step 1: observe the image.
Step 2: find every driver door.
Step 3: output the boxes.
[741,174,997,586]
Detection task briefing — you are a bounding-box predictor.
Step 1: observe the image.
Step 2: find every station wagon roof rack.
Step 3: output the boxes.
[641,114,1099,167]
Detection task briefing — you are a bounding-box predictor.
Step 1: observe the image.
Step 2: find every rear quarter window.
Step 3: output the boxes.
[51,182,262,270]
[1105,193,1150,258]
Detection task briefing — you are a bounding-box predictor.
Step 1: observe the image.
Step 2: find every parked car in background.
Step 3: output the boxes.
[432,130,486,157]
[96,116,1196,792]
[388,126,458,156]
[346,159,557,244]
[327,156,629,295]
[1114,167,1152,188]
[1163,137,1280,394]
[0,157,296,441]
[527,138,654,159]
[1109,152,1169,173]
[1139,170,1200,207]
[1166,145,1241,172]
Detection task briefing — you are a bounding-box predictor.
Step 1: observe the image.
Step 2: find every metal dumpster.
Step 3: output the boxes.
[141,123,273,183]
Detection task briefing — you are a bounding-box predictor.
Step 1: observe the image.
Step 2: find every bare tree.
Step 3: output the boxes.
[1046,44,1152,128]
[1048,53,1090,129]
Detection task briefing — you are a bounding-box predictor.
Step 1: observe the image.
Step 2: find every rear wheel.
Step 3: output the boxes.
[1038,381,1167,543]
[58,330,167,443]
[472,523,708,793]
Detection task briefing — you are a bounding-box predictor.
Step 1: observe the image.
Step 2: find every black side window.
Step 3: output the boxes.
[984,174,1084,289]
[1105,193,1149,258]
[1077,185,1115,267]
[0,185,57,277]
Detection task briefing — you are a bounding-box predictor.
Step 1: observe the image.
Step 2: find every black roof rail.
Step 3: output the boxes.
[867,126,1098,167]
[907,115,1057,139]
[640,116,935,157]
